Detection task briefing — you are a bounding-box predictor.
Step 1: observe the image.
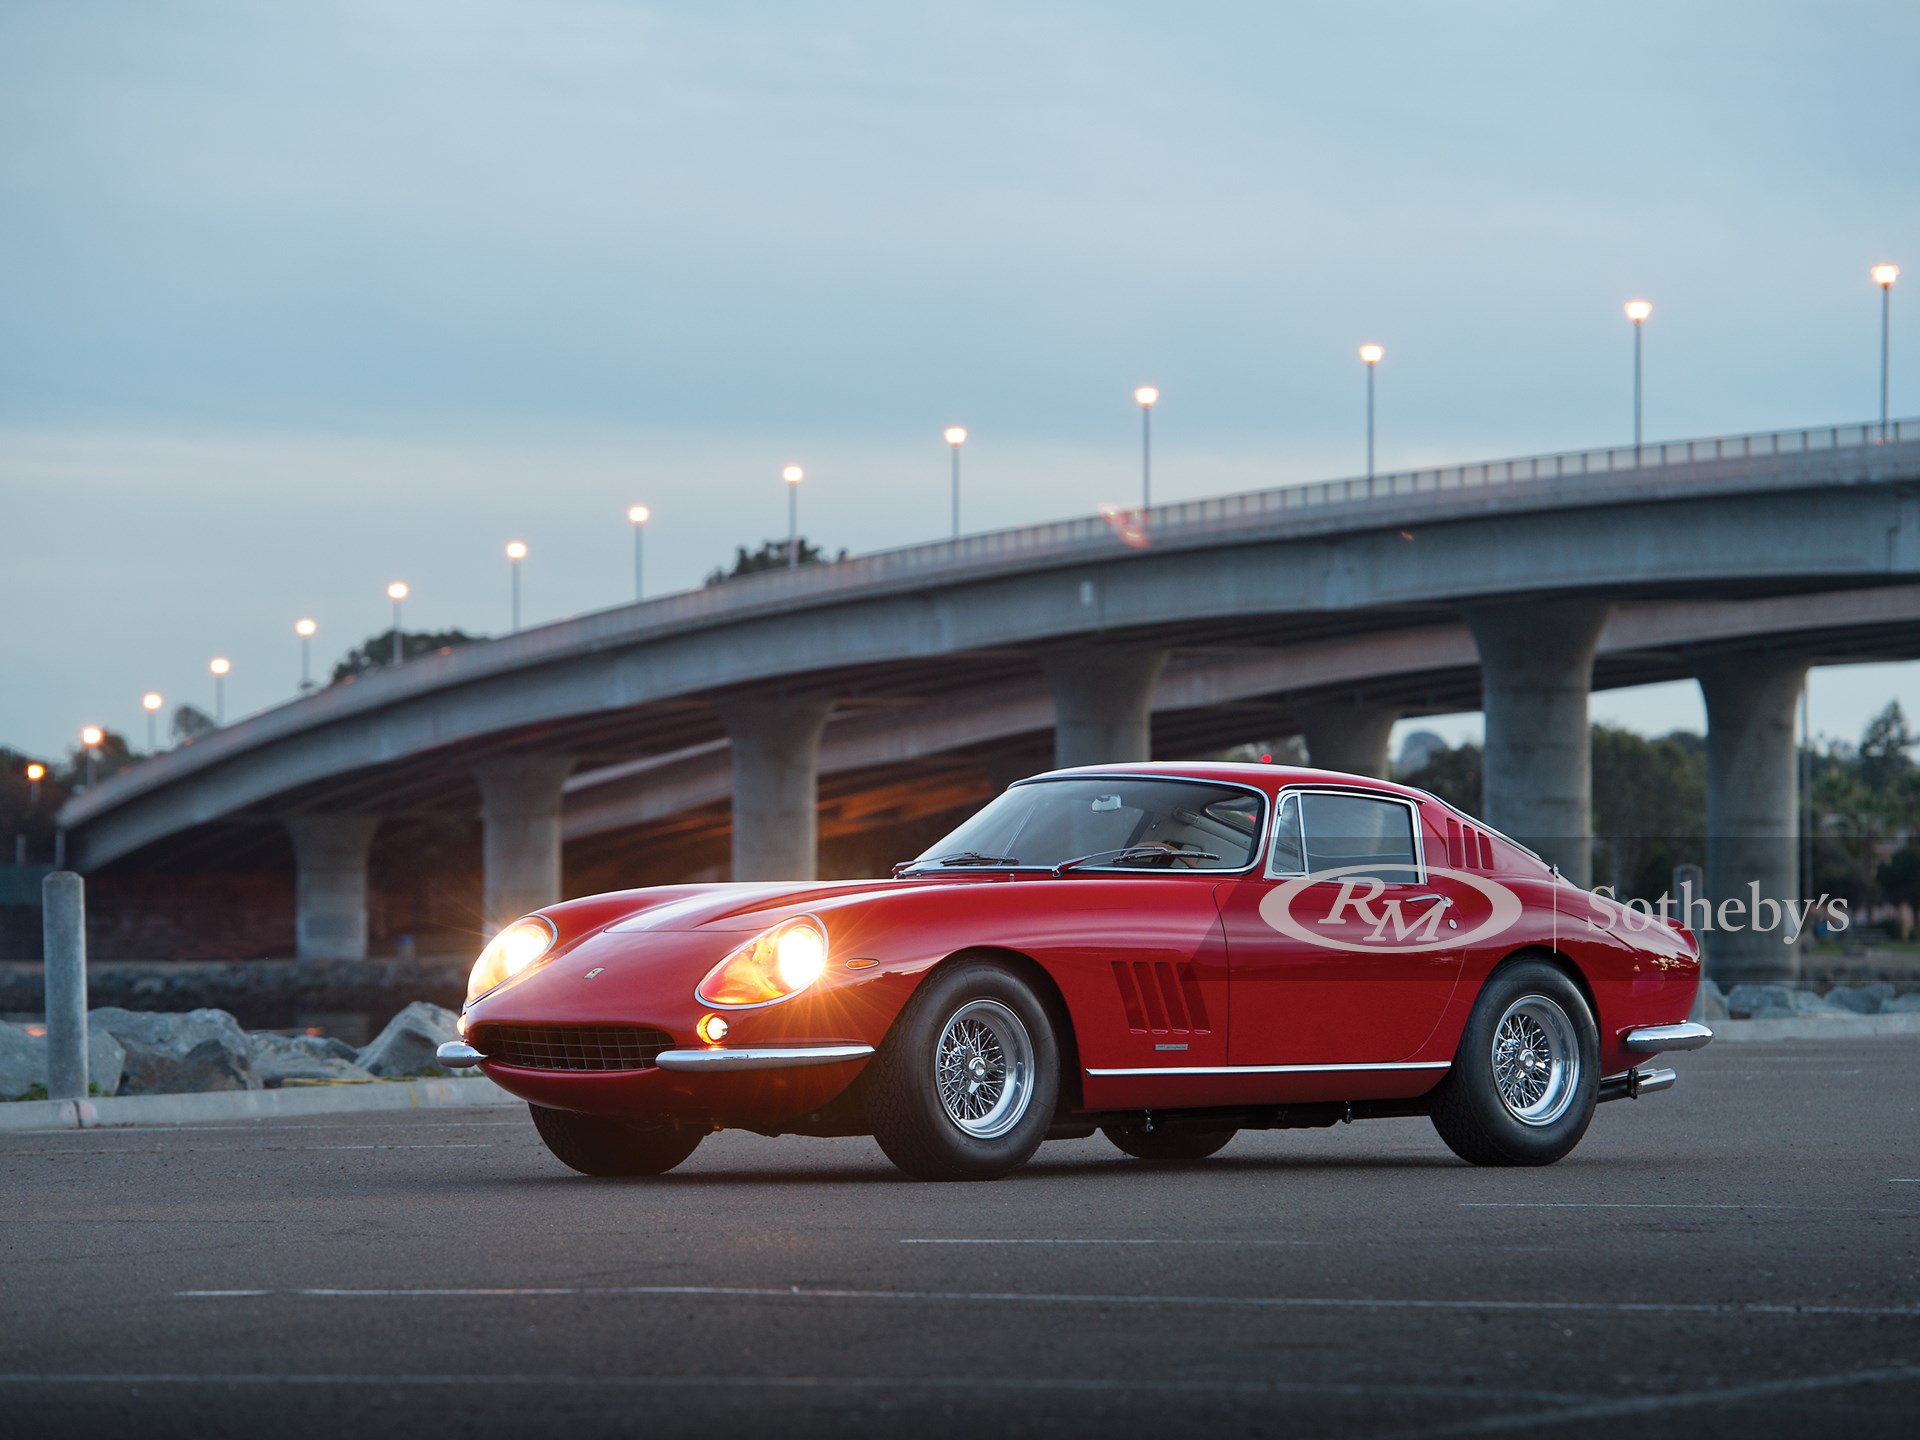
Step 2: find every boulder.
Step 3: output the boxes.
[90,1007,260,1095]
[1822,983,1893,1015]
[1884,992,1920,1014]
[248,1032,375,1087]
[1722,983,1799,1019]
[1692,982,1729,1023]
[357,1001,460,1078]
[0,1021,126,1100]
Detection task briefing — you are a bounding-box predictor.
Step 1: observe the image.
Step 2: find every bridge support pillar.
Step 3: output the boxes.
[718,694,836,881]
[1295,700,1401,779]
[1041,646,1168,769]
[1465,599,1612,887]
[475,755,576,934]
[286,814,380,962]
[1698,654,1808,984]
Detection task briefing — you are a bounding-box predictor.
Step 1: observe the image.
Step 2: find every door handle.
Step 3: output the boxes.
[1405,893,1452,908]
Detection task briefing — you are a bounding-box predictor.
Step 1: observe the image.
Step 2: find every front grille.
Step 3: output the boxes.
[475,1024,673,1072]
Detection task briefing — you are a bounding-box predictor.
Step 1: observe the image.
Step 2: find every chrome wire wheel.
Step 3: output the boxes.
[1490,995,1580,1128]
[933,998,1035,1140]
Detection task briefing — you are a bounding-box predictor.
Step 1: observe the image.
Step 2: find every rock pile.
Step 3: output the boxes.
[0,1001,466,1099]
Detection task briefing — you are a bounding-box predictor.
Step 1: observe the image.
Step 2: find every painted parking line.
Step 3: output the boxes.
[1456,1202,1917,1213]
[171,1284,1920,1319]
[9,1143,496,1157]
[1389,1362,1920,1438]
[0,1371,1584,1405]
[901,1238,1322,1247]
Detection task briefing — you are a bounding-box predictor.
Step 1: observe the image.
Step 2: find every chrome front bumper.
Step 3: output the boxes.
[655,1044,875,1072]
[1623,1022,1714,1054]
[437,1040,875,1072]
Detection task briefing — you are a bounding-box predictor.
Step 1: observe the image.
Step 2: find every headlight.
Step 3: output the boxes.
[696,916,830,1008]
[466,915,557,1006]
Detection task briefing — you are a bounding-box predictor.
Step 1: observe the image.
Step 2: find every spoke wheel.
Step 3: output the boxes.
[934,1000,1035,1140]
[868,961,1061,1182]
[1430,959,1599,1167]
[1490,996,1580,1127]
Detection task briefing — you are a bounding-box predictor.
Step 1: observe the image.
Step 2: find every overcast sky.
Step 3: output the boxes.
[3,1,1916,763]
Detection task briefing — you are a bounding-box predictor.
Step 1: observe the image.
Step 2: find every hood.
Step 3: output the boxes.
[594,875,1003,935]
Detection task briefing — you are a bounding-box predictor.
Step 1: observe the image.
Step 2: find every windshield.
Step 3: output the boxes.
[907,777,1264,872]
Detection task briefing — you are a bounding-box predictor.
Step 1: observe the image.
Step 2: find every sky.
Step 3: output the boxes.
[2,1,1916,763]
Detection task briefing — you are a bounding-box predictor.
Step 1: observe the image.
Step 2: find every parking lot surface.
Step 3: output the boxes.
[2,1038,1916,1439]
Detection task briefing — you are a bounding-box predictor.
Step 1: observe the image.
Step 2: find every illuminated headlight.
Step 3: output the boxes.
[696,916,830,1008]
[466,915,558,1006]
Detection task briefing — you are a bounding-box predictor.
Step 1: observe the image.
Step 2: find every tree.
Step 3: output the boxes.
[1877,846,1920,938]
[705,538,846,585]
[1396,740,1482,815]
[172,704,217,742]
[330,629,482,684]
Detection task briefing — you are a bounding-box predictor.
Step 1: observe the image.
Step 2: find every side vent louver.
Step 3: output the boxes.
[1111,960,1212,1035]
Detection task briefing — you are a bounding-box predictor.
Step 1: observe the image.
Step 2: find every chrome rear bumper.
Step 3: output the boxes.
[1624,1021,1713,1054]
[437,1041,485,1068]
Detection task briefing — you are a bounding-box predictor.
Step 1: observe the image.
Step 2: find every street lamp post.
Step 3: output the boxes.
[80,726,103,789]
[387,582,409,667]
[142,692,163,752]
[25,762,44,809]
[782,466,804,567]
[627,505,650,600]
[1358,346,1384,480]
[505,542,527,632]
[1625,300,1653,457]
[1132,388,1158,508]
[943,427,967,538]
[295,618,317,691]
[209,657,230,724]
[1874,264,1900,440]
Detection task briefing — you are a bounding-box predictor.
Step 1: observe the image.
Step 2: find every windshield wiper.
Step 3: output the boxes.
[1051,843,1223,877]
[893,851,1022,876]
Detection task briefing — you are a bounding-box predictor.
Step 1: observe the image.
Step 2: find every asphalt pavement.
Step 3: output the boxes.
[2,1037,1916,1440]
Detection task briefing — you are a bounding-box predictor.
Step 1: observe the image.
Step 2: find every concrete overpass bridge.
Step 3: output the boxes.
[59,418,1920,980]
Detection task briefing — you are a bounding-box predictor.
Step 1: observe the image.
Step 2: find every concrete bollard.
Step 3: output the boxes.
[42,871,89,1101]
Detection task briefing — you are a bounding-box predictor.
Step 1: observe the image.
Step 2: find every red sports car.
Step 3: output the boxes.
[439,763,1711,1180]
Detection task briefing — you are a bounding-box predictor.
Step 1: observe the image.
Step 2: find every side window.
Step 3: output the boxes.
[1300,793,1420,883]
[1268,793,1304,874]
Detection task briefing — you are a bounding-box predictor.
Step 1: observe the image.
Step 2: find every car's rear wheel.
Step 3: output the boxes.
[529,1104,703,1177]
[1429,959,1598,1166]
[868,961,1060,1181]
[1101,1118,1238,1162]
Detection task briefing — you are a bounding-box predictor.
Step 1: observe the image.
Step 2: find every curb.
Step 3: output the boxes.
[0,1075,518,1132]
[1706,1013,1920,1043]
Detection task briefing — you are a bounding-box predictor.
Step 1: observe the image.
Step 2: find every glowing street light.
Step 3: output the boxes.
[80,726,103,788]
[142,692,163,751]
[1133,387,1158,508]
[1874,264,1900,440]
[782,465,804,568]
[1358,346,1384,481]
[209,657,231,724]
[1624,300,1652,457]
[295,618,318,692]
[505,541,528,632]
[25,761,45,809]
[387,582,409,667]
[944,427,968,539]
[627,504,651,601]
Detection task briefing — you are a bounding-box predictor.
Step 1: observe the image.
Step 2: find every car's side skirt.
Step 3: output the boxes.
[1085,1060,1452,1078]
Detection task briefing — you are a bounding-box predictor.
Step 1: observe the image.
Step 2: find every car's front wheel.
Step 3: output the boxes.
[1429,959,1598,1166]
[529,1104,703,1177]
[868,961,1060,1181]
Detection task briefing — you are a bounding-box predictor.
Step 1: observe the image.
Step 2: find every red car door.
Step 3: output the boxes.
[1215,787,1468,1066]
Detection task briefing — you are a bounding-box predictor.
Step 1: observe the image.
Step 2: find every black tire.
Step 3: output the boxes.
[1101,1119,1238,1163]
[529,1104,703,1177]
[1429,959,1599,1167]
[868,961,1061,1181]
